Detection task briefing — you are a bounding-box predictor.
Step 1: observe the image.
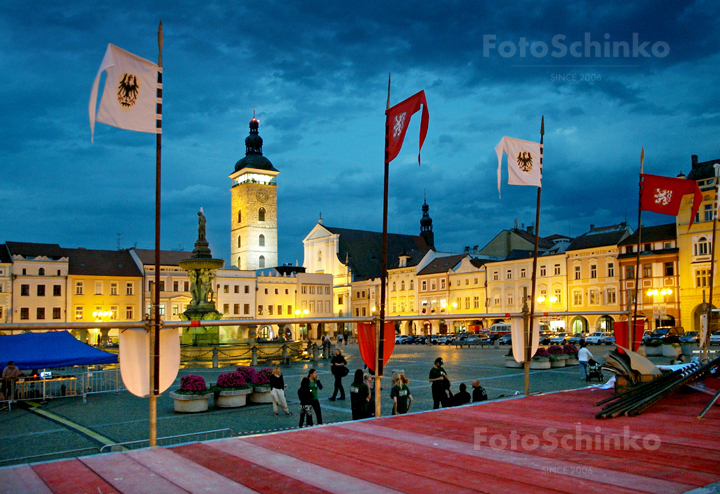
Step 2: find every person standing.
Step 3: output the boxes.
[578,342,593,380]
[329,349,347,401]
[297,377,314,428]
[269,365,292,416]
[429,357,449,409]
[349,369,370,420]
[390,373,413,415]
[308,368,323,424]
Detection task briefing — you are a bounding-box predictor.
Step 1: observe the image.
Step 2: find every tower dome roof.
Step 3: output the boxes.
[234,116,279,173]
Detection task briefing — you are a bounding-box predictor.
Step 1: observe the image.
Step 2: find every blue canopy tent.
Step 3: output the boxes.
[0,332,117,370]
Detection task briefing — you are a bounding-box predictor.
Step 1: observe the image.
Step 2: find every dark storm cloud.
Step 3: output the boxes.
[2,0,720,265]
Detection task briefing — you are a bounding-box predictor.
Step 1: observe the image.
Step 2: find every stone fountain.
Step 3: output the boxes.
[178,209,224,346]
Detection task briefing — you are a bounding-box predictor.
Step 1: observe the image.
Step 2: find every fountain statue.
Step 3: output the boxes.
[178,208,225,345]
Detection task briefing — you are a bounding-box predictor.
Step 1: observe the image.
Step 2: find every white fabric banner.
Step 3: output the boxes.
[119,328,180,397]
[510,318,540,363]
[495,136,542,198]
[89,44,161,141]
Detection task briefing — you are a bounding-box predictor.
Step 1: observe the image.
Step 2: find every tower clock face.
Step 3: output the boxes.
[256,190,268,203]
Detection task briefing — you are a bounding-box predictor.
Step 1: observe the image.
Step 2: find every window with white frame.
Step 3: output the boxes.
[589,289,599,305]
[110,282,118,295]
[590,265,597,278]
[506,269,512,280]
[76,282,84,295]
[606,288,616,304]
[574,266,581,280]
[95,282,103,295]
[540,265,546,276]
[607,263,614,277]
[573,290,582,305]
[520,268,526,278]
[554,264,561,275]
[694,236,712,257]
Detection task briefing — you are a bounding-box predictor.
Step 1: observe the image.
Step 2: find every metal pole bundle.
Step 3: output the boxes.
[595,358,719,418]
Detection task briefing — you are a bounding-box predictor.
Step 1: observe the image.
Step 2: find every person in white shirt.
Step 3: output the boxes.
[578,342,593,380]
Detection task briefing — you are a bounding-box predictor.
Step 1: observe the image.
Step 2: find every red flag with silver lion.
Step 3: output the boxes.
[640,174,702,228]
[385,90,429,165]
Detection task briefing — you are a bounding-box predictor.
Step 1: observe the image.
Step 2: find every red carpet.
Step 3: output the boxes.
[1,388,718,493]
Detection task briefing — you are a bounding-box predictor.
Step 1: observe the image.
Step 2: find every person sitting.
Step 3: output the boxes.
[472,379,488,402]
[453,382,471,406]
[2,361,23,402]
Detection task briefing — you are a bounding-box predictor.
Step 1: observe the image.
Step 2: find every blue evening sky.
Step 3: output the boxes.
[2,1,719,265]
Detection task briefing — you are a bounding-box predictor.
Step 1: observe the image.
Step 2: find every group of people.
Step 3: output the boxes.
[266,350,488,428]
[429,357,487,408]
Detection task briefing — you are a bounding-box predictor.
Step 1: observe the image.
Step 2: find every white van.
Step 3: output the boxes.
[490,323,511,334]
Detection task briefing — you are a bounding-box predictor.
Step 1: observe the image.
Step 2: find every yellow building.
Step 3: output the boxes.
[67,248,143,345]
[677,156,720,332]
[565,223,631,333]
[447,256,487,332]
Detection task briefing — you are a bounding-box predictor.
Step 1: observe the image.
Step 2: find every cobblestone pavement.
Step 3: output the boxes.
[0,342,675,466]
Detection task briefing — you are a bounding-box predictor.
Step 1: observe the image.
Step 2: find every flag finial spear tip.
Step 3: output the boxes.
[541,116,544,135]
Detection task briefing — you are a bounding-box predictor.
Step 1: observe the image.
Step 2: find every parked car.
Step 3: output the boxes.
[436,336,451,345]
[549,333,568,345]
[538,331,554,345]
[585,332,609,345]
[642,330,653,345]
[403,335,418,344]
[449,333,469,344]
[710,331,720,345]
[395,335,409,344]
[679,331,699,344]
[467,334,493,346]
[601,334,616,345]
[498,334,512,345]
[647,327,684,343]
[567,333,588,345]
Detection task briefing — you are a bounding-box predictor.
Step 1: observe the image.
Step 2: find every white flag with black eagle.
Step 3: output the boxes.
[89,44,161,142]
[495,136,542,198]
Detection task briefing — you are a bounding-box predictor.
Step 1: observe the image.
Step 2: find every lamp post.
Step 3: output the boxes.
[92,310,113,346]
[647,289,672,330]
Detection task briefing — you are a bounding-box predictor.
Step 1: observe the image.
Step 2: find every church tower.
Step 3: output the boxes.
[420,195,435,250]
[229,115,279,270]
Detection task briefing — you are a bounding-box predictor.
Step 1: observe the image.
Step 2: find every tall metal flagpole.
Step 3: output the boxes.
[632,148,645,352]
[704,163,720,360]
[525,116,544,396]
[376,72,391,418]
[149,20,163,447]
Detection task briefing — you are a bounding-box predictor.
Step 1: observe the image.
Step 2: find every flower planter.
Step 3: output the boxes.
[505,357,523,368]
[170,392,213,413]
[250,386,273,404]
[529,358,551,370]
[550,358,566,368]
[215,388,252,408]
[643,345,662,356]
[565,357,579,366]
[661,345,680,358]
[681,344,699,357]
